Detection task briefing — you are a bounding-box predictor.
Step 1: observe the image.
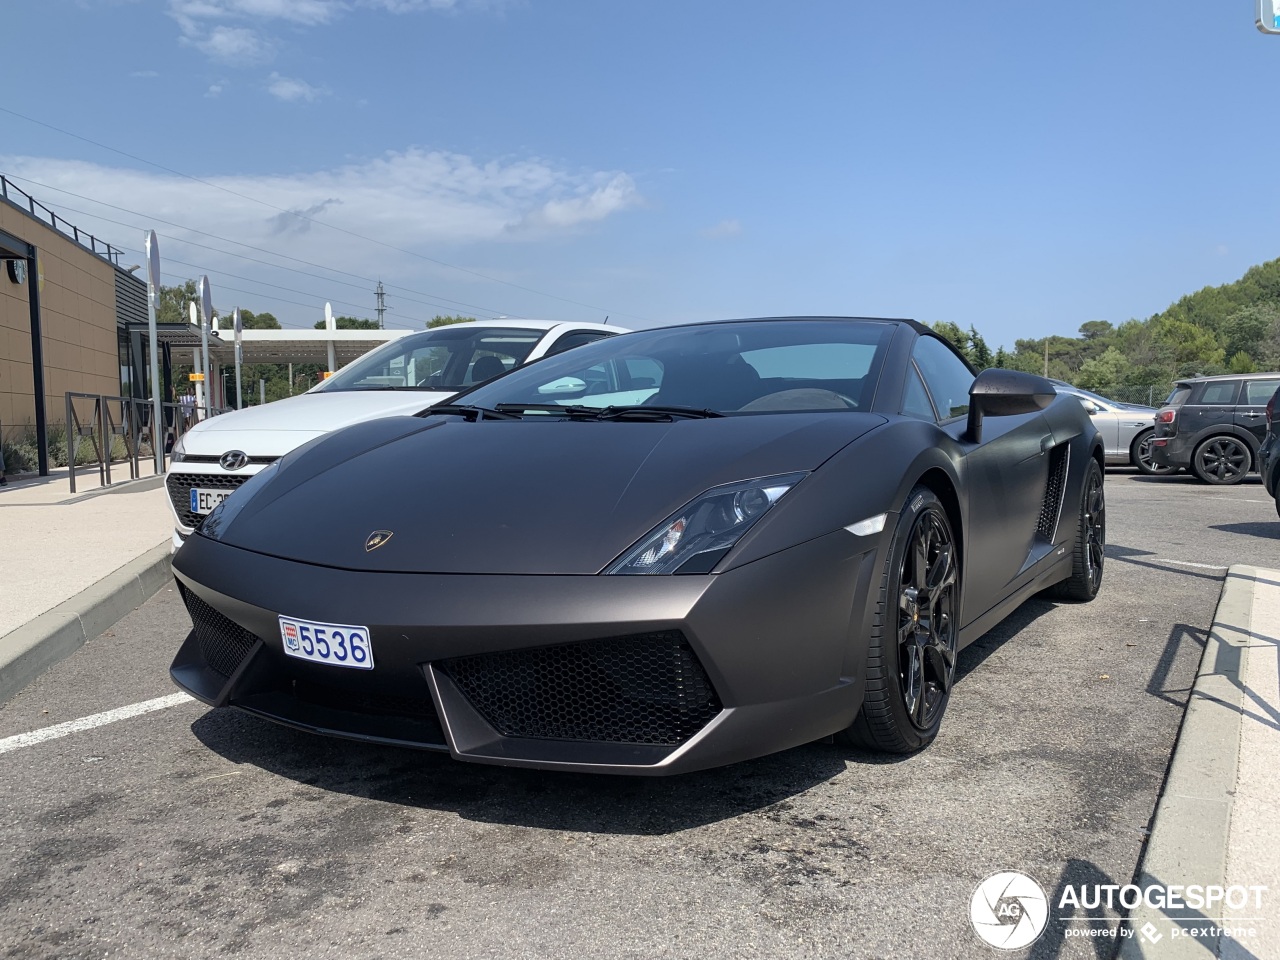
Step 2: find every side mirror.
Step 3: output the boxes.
[537,376,587,395]
[965,369,1056,443]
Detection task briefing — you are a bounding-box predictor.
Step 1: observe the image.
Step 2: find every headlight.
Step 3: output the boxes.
[169,433,187,463]
[606,473,807,575]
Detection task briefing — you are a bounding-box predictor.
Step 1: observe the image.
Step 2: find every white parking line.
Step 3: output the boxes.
[0,693,194,756]
[1151,559,1230,570]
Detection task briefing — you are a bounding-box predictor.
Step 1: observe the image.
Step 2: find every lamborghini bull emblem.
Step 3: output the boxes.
[365,530,394,552]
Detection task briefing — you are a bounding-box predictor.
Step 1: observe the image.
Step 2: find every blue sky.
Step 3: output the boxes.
[2,0,1278,348]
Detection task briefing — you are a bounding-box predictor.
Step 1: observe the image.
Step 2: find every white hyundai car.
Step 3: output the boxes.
[165,319,620,550]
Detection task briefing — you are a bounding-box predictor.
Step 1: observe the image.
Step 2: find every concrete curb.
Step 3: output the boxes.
[0,541,172,707]
[1119,565,1255,958]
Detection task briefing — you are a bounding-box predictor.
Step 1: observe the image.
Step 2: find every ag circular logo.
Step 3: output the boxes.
[970,871,1049,950]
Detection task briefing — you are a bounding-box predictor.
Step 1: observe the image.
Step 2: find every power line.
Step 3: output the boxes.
[155,253,426,327]
[3,174,507,318]
[0,107,652,323]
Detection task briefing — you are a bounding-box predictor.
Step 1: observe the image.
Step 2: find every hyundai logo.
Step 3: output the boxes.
[219,450,249,471]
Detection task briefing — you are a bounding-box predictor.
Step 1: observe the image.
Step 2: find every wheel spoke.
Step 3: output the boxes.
[926,541,956,593]
[902,642,921,718]
[912,534,930,592]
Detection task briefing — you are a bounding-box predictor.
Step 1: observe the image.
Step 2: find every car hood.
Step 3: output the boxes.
[179,390,454,457]
[201,412,887,574]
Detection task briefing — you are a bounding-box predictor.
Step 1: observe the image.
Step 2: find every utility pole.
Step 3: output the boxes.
[375,280,386,329]
[1043,339,1049,378]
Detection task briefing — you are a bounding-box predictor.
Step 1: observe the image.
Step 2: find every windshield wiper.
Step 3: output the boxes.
[421,403,523,421]
[493,403,723,421]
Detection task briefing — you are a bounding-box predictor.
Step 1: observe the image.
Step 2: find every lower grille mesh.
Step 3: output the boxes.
[179,584,259,679]
[441,631,722,745]
[167,473,252,530]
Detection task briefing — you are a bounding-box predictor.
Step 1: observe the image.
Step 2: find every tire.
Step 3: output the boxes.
[1132,430,1175,476]
[1191,435,1251,485]
[844,486,959,753]
[1047,458,1105,602]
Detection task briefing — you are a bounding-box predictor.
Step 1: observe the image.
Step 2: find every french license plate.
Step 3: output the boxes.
[190,487,232,515]
[279,615,374,670]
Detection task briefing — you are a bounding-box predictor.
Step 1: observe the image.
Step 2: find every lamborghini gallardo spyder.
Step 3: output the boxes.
[170,317,1105,774]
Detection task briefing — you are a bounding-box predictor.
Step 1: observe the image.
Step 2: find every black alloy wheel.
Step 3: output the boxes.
[845,486,959,753]
[1082,466,1106,595]
[896,510,958,733]
[1048,458,1106,602]
[1133,431,1175,476]
[1192,436,1251,485]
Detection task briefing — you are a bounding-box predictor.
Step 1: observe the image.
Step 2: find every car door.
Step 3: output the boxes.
[1188,379,1240,441]
[1237,377,1280,450]
[911,338,1049,625]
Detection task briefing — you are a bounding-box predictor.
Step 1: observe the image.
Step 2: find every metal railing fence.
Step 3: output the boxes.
[64,393,192,493]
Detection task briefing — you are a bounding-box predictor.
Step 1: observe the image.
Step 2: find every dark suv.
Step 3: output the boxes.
[1259,384,1280,516]
[1151,372,1280,484]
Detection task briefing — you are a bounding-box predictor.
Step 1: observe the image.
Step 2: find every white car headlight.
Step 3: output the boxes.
[606,473,807,575]
[169,433,188,462]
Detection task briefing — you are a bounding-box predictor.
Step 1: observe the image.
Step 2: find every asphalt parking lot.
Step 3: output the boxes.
[1,473,1277,960]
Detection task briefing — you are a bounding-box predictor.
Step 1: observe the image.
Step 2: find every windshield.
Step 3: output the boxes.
[317,325,546,392]
[449,319,894,416]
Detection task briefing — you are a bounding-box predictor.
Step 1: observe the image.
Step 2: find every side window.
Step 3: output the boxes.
[1245,379,1280,405]
[912,336,975,420]
[1199,381,1239,405]
[543,330,612,358]
[620,357,663,389]
[902,364,936,420]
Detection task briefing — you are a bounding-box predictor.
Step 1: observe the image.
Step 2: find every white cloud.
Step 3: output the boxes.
[182,24,274,63]
[170,0,342,27]
[701,219,742,239]
[168,0,500,68]
[521,174,641,230]
[205,81,226,97]
[362,0,459,11]
[130,69,160,78]
[267,72,327,101]
[0,152,643,324]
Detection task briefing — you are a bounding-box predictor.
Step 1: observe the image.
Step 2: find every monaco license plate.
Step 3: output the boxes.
[279,615,375,670]
[190,487,232,515]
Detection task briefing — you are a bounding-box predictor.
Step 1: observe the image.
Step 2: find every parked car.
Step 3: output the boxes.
[165,319,621,550]
[1051,381,1168,474]
[170,316,1105,775]
[1151,372,1280,484]
[1258,383,1280,518]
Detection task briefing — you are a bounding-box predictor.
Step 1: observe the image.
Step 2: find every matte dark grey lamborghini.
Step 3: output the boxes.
[170,317,1105,774]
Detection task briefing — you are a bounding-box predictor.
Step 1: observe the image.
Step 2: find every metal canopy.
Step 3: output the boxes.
[127,324,409,366]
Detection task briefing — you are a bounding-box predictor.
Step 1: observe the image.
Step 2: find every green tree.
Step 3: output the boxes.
[1228,351,1258,374]
[428,314,477,328]
[967,326,993,369]
[157,280,198,325]
[1076,347,1133,395]
[314,315,381,330]
[1078,320,1114,341]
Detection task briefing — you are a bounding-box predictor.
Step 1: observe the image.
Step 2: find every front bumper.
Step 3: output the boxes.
[165,462,273,540]
[1260,434,1279,498]
[170,529,883,775]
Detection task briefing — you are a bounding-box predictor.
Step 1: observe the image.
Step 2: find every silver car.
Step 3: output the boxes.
[1052,382,1171,475]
